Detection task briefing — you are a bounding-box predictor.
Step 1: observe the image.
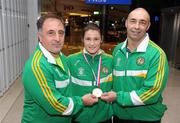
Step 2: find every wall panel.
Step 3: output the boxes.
[0,0,28,96]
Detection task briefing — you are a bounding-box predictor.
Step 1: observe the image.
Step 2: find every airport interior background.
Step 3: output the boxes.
[0,0,180,123]
[40,0,180,69]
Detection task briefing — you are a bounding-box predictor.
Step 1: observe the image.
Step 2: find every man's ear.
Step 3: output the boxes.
[37,32,42,42]
[125,19,128,28]
[146,22,151,31]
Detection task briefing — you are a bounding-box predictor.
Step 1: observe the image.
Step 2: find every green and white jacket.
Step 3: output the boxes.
[22,43,83,123]
[112,34,169,121]
[67,49,113,123]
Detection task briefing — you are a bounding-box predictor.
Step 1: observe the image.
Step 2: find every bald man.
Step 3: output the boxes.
[101,8,169,123]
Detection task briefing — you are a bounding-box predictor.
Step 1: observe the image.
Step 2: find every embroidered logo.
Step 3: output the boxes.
[78,67,84,76]
[101,67,109,74]
[136,57,145,66]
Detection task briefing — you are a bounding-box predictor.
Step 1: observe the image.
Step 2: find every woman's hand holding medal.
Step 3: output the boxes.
[100,91,117,103]
[92,88,117,103]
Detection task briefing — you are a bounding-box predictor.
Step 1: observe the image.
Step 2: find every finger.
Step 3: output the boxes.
[102,92,108,95]
[94,98,98,103]
[91,94,97,98]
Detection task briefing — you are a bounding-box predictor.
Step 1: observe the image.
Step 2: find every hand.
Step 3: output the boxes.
[101,91,117,103]
[82,93,98,106]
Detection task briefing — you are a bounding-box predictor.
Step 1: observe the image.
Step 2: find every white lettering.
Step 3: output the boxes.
[88,0,106,3]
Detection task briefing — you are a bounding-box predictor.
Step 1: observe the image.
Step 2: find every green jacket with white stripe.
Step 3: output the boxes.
[22,43,83,123]
[112,34,169,121]
[67,49,113,123]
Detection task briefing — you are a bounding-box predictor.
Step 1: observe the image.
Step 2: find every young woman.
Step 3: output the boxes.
[67,23,113,123]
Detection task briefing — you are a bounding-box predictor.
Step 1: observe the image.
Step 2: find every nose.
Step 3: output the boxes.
[134,22,140,29]
[89,40,95,45]
[54,33,61,42]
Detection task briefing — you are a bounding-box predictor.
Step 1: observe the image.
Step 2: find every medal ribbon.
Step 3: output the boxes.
[83,51,102,87]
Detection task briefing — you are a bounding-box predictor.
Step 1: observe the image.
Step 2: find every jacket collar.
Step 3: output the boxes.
[121,33,149,52]
[39,42,62,64]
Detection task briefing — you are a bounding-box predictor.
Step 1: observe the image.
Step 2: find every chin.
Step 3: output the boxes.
[53,49,61,54]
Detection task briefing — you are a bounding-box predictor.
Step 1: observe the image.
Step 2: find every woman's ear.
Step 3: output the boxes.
[101,35,104,43]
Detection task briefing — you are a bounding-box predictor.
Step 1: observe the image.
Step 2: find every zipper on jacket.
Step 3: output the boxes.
[125,52,128,79]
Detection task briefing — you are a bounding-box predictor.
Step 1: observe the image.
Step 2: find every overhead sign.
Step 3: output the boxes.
[85,0,131,5]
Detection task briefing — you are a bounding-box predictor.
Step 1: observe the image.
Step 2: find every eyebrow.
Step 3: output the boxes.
[129,18,148,22]
[47,29,64,32]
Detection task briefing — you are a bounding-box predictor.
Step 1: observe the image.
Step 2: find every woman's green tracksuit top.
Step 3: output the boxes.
[67,50,113,123]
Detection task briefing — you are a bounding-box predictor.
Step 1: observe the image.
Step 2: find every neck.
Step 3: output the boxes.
[127,40,140,52]
[84,49,101,57]
[127,36,146,52]
[50,52,59,58]
[89,53,97,57]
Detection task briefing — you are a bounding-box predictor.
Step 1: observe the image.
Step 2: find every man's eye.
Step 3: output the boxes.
[140,21,146,25]
[59,31,64,35]
[48,31,55,35]
[130,20,136,23]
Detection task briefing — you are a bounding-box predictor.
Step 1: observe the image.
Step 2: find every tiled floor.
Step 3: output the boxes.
[162,67,180,123]
[0,67,180,123]
[0,77,23,123]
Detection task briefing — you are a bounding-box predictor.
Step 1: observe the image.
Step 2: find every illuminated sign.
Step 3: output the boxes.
[85,0,131,5]
[93,11,100,15]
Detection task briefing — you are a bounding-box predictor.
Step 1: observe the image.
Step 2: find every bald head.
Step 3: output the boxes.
[127,8,150,22]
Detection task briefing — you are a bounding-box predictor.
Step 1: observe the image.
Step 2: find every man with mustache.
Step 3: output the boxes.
[21,14,98,123]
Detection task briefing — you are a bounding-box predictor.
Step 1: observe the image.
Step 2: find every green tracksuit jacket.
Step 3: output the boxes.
[22,43,83,123]
[67,49,113,123]
[112,34,169,121]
